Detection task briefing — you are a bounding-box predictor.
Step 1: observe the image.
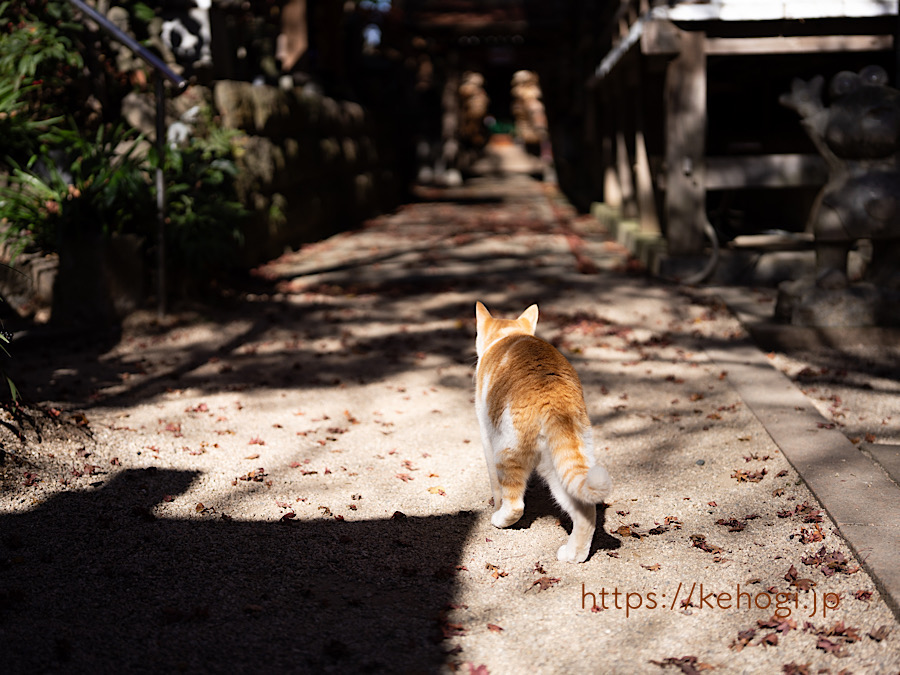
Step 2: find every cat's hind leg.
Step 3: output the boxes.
[545,470,596,563]
[480,432,503,513]
[491,447,534,528]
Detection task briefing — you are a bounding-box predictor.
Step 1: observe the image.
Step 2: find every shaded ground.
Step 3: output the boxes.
[1,174,899,673]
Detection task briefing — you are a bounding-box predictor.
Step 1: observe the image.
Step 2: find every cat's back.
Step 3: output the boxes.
[478,334,584,402]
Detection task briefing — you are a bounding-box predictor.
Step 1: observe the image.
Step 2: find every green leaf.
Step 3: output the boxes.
[6,376,19,403]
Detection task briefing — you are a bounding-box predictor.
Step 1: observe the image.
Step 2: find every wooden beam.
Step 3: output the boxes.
[644,26,892,57]
[705,34,893,55]
[654,1,898,22]
[665,30,707,256]
[598,21,892,83]
[704,154,828,190]
[641,20,682,56]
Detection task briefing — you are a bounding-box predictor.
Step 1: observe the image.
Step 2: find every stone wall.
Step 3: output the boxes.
[213,81,402,265]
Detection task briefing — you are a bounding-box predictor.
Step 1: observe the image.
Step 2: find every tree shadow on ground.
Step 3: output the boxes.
[0,469,477,673]
[6,267,667,412]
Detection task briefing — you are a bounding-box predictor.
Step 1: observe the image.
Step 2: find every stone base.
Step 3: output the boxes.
[775,278,900,327]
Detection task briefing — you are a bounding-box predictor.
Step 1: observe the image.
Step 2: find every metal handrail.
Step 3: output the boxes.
[67,0,188,317]
[67,0,186,90]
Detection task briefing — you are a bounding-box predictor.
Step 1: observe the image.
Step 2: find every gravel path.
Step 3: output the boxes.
[1,175,898,674]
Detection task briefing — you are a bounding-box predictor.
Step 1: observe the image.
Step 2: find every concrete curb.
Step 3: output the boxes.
[704,336,900,620]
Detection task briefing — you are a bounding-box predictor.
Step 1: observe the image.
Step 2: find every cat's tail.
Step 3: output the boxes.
[550,422,612,504]
[564,464,612,504]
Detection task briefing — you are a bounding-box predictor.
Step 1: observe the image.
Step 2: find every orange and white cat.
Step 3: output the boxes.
[475,302,612,563]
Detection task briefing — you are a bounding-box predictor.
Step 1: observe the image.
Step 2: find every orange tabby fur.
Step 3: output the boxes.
[475,302,612,563]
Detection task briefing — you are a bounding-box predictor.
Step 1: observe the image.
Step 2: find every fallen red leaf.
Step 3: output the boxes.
[758,632,778,647]
[650,655,714,673]
[441,622,467,638]
[815,637,843,655]
[529,576,560,591]
[731,628,757,652]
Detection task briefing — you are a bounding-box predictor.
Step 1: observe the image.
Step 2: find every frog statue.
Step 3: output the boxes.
[778,65,900,325]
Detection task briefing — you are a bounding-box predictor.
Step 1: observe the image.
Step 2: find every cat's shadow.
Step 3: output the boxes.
[507,479,621,555]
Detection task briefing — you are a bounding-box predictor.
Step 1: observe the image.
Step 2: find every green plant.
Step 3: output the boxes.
[0,1,87,401]
[0,121,152,258]
[0,1,83,84]
[0,328,19,401]
[0,2,84,166]
[148,121,248,287]
[0,79,63,165]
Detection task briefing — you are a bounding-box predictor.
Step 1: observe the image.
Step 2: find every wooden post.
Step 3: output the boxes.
[585,80,603,202]
[613,74,638,218]
[601,90,623,210]
[634,87,661,236]
[664,29,707,256]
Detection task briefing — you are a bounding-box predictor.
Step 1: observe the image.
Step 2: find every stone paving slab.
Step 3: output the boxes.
[863,444,900,485]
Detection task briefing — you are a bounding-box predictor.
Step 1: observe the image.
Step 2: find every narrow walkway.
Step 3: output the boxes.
[2,174,899,673]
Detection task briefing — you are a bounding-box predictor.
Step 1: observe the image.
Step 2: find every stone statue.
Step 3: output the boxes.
[458,71,490,149]
[511,70,548,154]
[777,65,900,325]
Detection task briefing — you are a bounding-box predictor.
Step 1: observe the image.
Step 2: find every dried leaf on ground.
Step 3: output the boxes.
[781,663,811,675]
[485,563,508,579]
[649,655,714,673]
[798,524,824,544]
[528,576,560,592]
[731,468,767,483]
[716,518,745,532]
[690,534,723,556]
[757,616,796,634]
[237,468,267,482]
[868,625,891,642]
[815,637,844,656]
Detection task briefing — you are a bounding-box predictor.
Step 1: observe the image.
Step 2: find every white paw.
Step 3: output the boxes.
[491,509,521,528]
[557,543,589,563]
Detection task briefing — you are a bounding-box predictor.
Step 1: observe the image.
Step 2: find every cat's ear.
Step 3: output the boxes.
[519,304,539,333]
[475,302,492,324]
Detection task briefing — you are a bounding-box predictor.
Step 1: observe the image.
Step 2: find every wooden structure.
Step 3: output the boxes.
[591,0,899,258]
